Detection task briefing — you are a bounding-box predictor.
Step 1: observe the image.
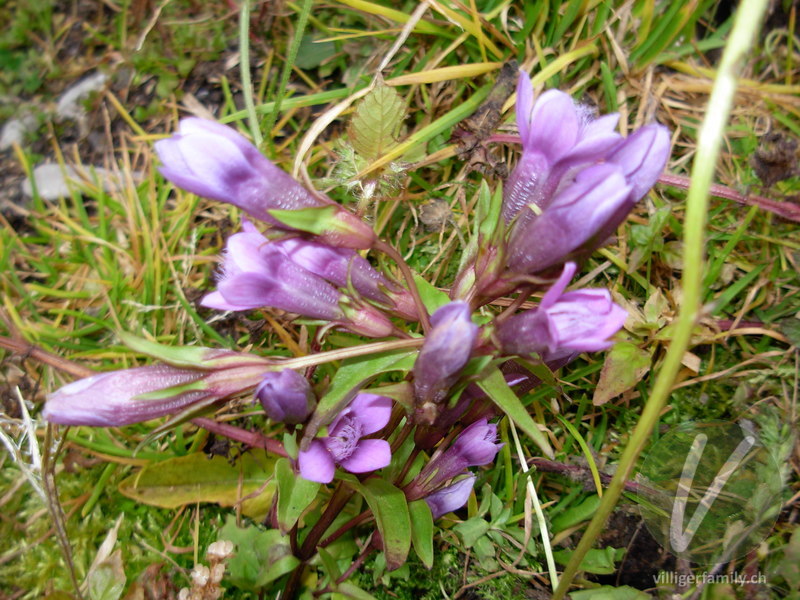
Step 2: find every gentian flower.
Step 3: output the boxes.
[200,225,394,338]
[500,71,670,278]
[505,163,632,274]
[412,302,479,423]
[255,369,315,424]
[272,237,418,320]
[496,262,628,360]
[43,351,271,426]
[424,474,476,519]
[297,393,393,484]
[503,71,623,223]
[413,419,503,494]
[155,118,375,249]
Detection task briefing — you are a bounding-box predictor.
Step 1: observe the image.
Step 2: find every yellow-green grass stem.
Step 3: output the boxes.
[552,0,769,597]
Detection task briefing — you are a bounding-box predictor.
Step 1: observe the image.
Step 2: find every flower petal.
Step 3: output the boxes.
[348,393,393,435]
[338,439,392,473]
[298,440,336,484]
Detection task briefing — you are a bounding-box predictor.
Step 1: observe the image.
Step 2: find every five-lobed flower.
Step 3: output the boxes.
[496,262,628,360]
[297,393,393,484]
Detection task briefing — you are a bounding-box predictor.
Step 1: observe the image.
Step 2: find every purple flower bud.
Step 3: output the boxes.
[297,393,393,483]
[200,227,394,337]
[607,124,671,202]
[42,362,268,427]
[255,369,315,424]
[273,237,417,319]
[155,118,376,249]
[496,262,628,359]
[449,419,503,466]
[414,419,503,494]
[424,474,476,519]
[413,302,479,416]
[155,118,322,224]
[503,72,622,222]
[506,163,632,275]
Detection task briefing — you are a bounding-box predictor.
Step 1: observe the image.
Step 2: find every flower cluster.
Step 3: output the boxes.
[42,68,670,580]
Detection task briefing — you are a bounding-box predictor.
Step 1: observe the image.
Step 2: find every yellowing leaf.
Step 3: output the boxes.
[119,453,276,519]
[593,342,652,406]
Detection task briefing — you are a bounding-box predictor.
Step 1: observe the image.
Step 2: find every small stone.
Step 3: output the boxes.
[22,163,143,201]
[0,115,36,151]
[22,164,78,200]
[56,72,108,121]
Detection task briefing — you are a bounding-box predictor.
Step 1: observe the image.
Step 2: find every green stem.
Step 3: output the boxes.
[276,337,424,370]
[239,0,262,147]
[264,0,313,144]
[374,240,432,332]
[552,1,769,597]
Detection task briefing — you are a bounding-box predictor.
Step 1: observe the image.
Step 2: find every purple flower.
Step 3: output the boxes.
[500,72,671,278]
[201,226,394,338]
[415,419,503,493]
[155,118,375,249]
[255,369,315,424]
[413,302,479,421]
[424,474,476,519]
[496,262,628,359]
[155,118,322,223]
[42,361,267,427]
[297,393,393,484]
[272,237,418,320]
[506,163,632,274]
[503,72,623,223]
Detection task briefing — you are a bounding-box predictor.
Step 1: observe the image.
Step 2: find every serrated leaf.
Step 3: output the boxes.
[349,85,405,160]
[118,453,276,519]
[593,342,652,406]
[275,458,320,533]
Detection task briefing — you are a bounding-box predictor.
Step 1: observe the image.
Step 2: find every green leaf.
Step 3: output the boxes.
[118,332,272,369]
[592,342,652,406]
[552,547,624,575]
[412,273,450,313]
[569,584,651,600]
[476,367,554,458]
[275,458,320,533]
[343,476,411,571]
[268,205,339,235]
[118,453,276,519]
[333,582,380,600]
[219,517,299,590]
[408,500,434,569]
[550,495,601,533]
[454,516,490,548]
[302,350,417,449]
[86,550,125,600]
[349,84,405,160]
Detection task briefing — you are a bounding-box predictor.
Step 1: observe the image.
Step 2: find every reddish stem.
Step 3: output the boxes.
[191,417,287,457]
